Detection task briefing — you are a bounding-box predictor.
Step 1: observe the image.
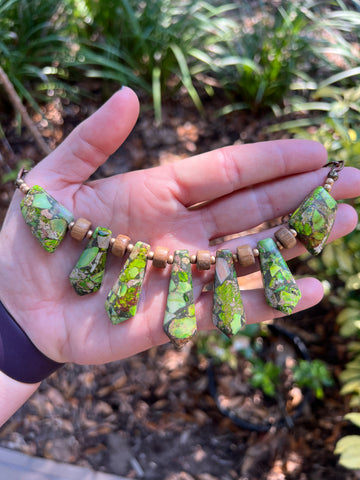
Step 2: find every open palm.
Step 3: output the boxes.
[0,88,359,366]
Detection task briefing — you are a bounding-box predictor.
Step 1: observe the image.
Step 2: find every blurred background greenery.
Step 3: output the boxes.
[1,0,360,472]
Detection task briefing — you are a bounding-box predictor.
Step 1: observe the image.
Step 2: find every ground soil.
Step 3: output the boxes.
[0,90,359,480]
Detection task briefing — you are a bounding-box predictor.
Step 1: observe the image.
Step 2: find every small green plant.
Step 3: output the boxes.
[275,83,360,170]
[197,329,334,400]
[78,0,237,122]
[332,266,360,470]
[248,358,334,399]
[276,78,360,402]
[337,303,360,408]
[196,324,262,370]
[0,0,75,109]
[216,0,360,114]
[335,413,360,470]
[216,2,314,113]
[277,72,360,470]
[249,358,281,398]
[197,332,238,370]
[292,359,334,399]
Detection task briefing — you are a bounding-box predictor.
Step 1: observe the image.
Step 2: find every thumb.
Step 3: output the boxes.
[28,87,139,187]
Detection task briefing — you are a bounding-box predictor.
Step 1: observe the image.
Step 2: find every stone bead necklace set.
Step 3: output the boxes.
[15,161,343,347]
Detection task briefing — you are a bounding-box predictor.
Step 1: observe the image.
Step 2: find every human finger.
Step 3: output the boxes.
[198,166,360,240]
[77,276,324,363]
[169,139,327,207]
[27,87,139,187]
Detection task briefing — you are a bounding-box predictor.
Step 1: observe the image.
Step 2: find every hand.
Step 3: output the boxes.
[0,87,359,366]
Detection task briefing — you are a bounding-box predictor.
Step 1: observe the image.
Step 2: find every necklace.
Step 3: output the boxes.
[15,161,343,347]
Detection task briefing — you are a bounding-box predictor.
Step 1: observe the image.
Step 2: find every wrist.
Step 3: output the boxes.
[0,370,40,427]
[0,299,64,384]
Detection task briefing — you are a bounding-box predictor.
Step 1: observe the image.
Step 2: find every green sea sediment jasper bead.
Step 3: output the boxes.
[289,186,337,255]
[69,226,111,295]
[213,249,245,337]
[258,238,301,315]
[105,241,150,324]
[163,250,197,348]
[20,185,73,253]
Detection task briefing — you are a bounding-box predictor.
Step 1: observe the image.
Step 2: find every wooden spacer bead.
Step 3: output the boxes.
[237,244,255,267]
[70,218,92,241]
[112,234,131,257]
[275,227,297,249]
[190,255,197,264]
[196,250,211,271]
[167,254,174,265]
[19,182,30,194]
[253,248,259,257]
[153,246,169,268]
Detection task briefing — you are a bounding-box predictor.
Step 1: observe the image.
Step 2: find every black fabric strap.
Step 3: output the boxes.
[0,300,64,384]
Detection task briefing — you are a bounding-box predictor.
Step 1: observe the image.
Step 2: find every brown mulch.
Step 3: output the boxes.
[0,91,359,480]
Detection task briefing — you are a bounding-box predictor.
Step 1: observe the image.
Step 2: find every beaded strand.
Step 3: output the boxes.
[15,160,342,271]
[66,215,298,270]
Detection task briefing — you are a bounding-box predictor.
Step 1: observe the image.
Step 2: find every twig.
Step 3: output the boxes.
[0,66,52,156]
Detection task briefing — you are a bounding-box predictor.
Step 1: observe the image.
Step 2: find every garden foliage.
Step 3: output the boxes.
[0,0,76,109]
[1,0,360,470]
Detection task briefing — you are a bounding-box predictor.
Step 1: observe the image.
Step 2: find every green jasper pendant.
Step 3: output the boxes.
[258,238,301,315]
[288,186,337,255]
[105,241,150,324]
[20,185,73,253]
[163,250,197,348]
[213,249,245,337]
[69,226,111,295]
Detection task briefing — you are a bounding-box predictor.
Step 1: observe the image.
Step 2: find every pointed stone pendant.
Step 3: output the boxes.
[69,226,111,295]
[20,185,73,252]
[163,250,197,348]
[258,238,301,315]
[289,186,337,255]
[105,241,150,324]
[213,249,246,337]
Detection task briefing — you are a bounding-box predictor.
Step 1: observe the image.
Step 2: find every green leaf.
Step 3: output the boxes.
[350,396,360,408]
[170,43,203,114]
[339,369,360,384]
[335,435,360,454]
[348,342,360,353]
[344,413,360,428]
[319,67,360,89]
[337,308,360,325]
[152,66,162,125]
[337,308,360,337]
[335,436,360,469]
[346,273,360,291]
[340,380,360,396]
